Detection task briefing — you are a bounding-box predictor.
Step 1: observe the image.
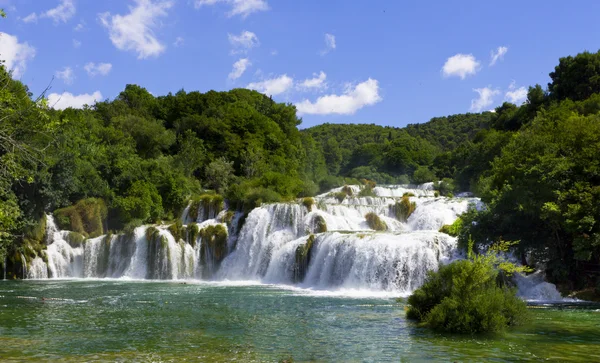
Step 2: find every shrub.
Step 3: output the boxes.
[123,219,144,237]
[302,197,315,212]
[412,166,436,184]
[393,196,416,222]
[341,185,354,197]
[65,232,86,247]
[168,220,185,242]
[434,178,456,197]
[54,198,107,237]
[358,184,377,197]
[365,212,387,231]
[334,192,347,203]
[406,244,529,334]
[439,217,463,237]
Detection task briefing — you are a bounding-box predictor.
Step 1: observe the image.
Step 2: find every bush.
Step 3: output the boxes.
[406,249,529,334]
[333,191,347,203]
[302,197,315,212]
[393,196,416,222]
[365,212,387,231]
[341,185,354,197]
[312,214,327,233]
[434,178,456,197]
[54,198,107,237]
[439,217,463,237]
[412,166,436,184]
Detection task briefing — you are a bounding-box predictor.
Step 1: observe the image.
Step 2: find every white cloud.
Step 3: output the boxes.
[74,22,85,31]
[247,74,293,95]
[470,87,499,112]
[505,86,527,104]
[47,91,103,110]
[55,66,75,85]
[73,39,82,48]
[320,33,336,55]
[298,71,327,91]
[228,58,250,80]
[490,46,508,66]
[22,13,38,23]
[43,0,76,23]
[0,32,36,78]
[174,36,184,47]
[84,62,113,76]
[228,30,259,53]
[194,0,269,18]
[295,78,382,115]
[442,54,480,79]
[99,0,173,59]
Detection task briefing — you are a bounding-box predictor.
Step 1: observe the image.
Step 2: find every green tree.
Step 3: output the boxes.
[549,50,600,101]
[204,157,234,193]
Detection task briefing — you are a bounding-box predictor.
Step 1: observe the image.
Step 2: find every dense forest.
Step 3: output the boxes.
[1,46,600,293]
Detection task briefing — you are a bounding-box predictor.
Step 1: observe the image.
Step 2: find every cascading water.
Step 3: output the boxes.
[23,184,566,299]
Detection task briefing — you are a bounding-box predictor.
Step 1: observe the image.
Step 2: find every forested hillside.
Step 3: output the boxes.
[2,48,600,293]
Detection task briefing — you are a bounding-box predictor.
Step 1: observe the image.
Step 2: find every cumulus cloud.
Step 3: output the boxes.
[84,62,113,76]
[55,66,75,84]
[194,0,269,18]
[99,0,173,59]
[295,78,382,115]
[228,58,250,80]
[74,22,85,31]
[0,32,36,78]
[470,87,499,112]
[247,74,293,95]
[298,71,327,91]
[24,0,76,24]
[228,30,259,53]
[47,91,103,110]
[490,46,508,66]
[320,33,336,55]
[442,54,480,79]
[505,81,527,104]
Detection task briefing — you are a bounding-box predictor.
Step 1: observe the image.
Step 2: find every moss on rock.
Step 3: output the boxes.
[393,196,416,222]
[302,197,315,212]
[54,198,107,237]
[365,212,387,231]
[294,234,316,282]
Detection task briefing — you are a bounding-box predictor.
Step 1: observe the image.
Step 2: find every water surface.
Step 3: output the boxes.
[1,280,599,362]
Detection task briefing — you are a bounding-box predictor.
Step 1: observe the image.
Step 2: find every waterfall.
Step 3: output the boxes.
[20,253,27,280]
[24,184,569,299]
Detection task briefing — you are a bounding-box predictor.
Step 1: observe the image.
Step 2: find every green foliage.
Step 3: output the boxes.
[365,212,387,231]
[406,251,529,334]
[412,166,436,184]
[393,196,416,222]
[199,224,228,265]
[54,198,107,237]
[302,197,314,212]
[204,157,234,194]
[549,50,600,101]
[439,217,463,237]
[65,232,86,247]
[333,192,347,203]
[168,220,185,242]
[434,178,456,197]
[114,182,163,226]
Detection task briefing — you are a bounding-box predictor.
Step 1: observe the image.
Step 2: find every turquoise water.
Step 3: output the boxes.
[1,280,599,362]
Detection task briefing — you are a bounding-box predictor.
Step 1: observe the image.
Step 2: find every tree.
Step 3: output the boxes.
[549,51,600,101]
[204,157,234,193]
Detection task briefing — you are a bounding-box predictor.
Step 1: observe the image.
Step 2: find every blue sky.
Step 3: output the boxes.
[1,0,600,128]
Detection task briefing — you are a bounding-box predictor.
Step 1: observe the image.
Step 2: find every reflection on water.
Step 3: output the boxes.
[0,280,599,362]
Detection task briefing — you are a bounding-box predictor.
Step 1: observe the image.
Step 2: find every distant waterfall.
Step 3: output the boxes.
[24,184,562,298]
